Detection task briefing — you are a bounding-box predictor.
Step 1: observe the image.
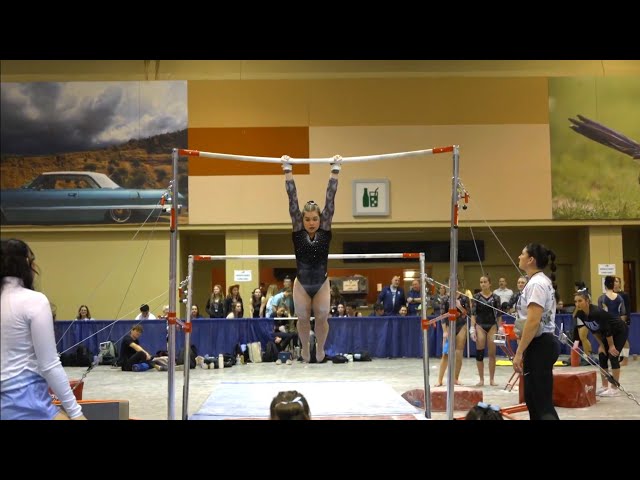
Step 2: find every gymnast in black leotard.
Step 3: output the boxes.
[470,275,503,387]
[281,154,342,363]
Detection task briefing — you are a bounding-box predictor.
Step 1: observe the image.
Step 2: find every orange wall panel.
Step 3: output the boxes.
[188,127,310,176]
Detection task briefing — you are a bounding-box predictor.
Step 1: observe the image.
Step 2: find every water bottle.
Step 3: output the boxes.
[236,354,242,366]
[218,353,224,369]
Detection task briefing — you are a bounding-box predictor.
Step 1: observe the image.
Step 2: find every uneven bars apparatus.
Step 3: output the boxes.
[169,145,460,420]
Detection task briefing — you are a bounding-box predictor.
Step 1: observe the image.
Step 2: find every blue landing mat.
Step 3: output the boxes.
[190,380,420,420]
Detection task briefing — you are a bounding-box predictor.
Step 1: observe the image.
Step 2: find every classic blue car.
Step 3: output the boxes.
[0,171,186,224]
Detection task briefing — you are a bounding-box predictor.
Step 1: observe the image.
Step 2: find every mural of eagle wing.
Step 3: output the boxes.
[569,114,640,159]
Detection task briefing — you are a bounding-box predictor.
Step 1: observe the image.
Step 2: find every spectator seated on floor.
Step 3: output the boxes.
[118,325,155,371]
[273,306,298,353]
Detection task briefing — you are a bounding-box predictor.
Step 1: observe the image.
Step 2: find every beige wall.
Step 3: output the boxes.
[311,125,551,222]
[187,78,549,127]
[224,230,259,313]
[179,232,225,318]
[189,124,551,225]
[577,227,592,292]
[8,230,171,321]
[587,226,624,297]
[188,77,551,225]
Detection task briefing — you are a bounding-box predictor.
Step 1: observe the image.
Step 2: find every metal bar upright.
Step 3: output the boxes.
[167,149,179,420]
[446,145,461,420]
[182,255,194,419]
[420,252,431,418]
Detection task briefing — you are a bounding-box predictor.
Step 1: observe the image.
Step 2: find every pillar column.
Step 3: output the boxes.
[585,226,623,297]
[225,231,259,316]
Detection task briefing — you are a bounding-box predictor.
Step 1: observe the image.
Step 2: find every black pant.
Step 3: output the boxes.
[523,333,560,420]
[274,332,299,351]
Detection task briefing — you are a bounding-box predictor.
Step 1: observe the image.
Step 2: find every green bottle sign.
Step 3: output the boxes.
[362,187,369,207]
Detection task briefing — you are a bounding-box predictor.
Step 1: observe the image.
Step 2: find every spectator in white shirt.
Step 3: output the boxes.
[135,303,157,320]
[493,277,514,309]
[1,238,86,420]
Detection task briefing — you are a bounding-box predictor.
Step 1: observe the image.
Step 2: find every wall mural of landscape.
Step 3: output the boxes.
[0,81,188,225]
[549,77,640,220]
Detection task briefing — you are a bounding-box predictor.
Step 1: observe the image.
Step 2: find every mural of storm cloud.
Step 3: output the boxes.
[0,81,187,155]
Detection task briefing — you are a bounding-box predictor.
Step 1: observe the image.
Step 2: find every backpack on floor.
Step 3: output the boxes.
[330,354,349,364]
[351,351,372,362]
[99,341,118,365]
[177,345,198,369]
[203,353,236,368]
[262,341,279,363]
[278,351,292,363]
[75,345,92,367]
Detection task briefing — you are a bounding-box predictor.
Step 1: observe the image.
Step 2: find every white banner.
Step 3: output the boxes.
[597,264,616,275]
[234,270,252,282]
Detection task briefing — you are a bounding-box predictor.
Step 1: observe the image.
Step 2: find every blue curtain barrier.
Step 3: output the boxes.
[54,313,640,359]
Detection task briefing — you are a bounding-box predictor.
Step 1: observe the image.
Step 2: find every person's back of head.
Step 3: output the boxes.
[270,390,310,420]
[603,276,615,291]
[1,238,37,291]
[465,402,503,420]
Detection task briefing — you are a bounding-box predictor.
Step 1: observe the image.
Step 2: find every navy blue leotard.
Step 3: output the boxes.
[286,177,338,298]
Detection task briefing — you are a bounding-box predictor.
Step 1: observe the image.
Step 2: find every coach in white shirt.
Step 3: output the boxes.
[1,239,85,420]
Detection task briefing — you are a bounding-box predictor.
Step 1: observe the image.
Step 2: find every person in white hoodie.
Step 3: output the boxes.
[1,238,86,420]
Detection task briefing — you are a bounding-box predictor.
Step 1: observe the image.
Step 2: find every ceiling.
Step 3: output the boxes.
[2,60,640,82]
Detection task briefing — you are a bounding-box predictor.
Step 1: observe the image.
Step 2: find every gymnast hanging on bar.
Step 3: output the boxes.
[281,154,342,363]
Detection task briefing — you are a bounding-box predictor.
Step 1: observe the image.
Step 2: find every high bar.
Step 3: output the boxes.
[193,253,421,261]
[177,147,454,164]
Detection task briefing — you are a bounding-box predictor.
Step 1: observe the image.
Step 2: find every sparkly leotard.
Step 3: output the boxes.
[286,177,338,298]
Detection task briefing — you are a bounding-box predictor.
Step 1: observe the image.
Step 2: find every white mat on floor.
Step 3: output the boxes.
[190,380,419,419]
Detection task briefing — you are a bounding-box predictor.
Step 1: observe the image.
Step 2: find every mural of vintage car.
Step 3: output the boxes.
[0,171,186,225]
